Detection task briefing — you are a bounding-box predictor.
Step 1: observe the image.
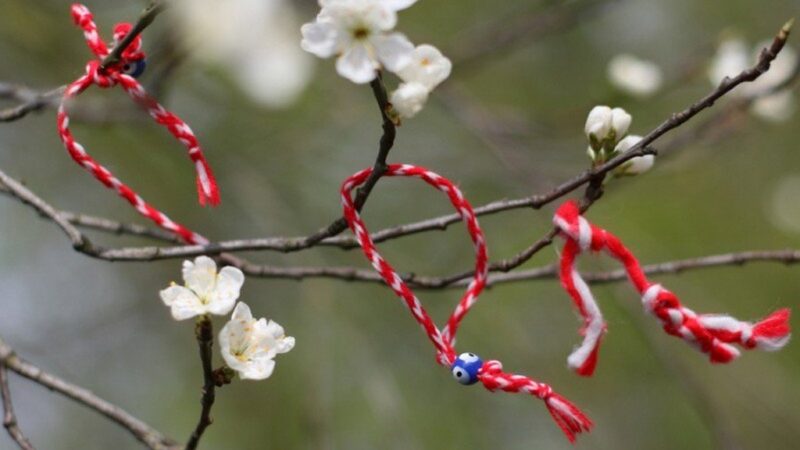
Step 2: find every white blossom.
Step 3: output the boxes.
[613,135,655,176]
[301,0,416,83]
[709,37,797,122]
[708,38,750,86]
[397,44,452,90]
[172,0,312,108]
[219,302,295,380]
[390,82,429,118]
[607,54,663,97]
[160,256,244,320]
[584,106,631,147]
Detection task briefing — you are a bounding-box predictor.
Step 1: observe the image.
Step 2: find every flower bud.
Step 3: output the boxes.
[585,106,612,145]
[391,82,430,119]
[612,135,655,176]
[398,44,452,90]
[610,108,632,140]
[584,106,631,152]
[625,154,655,175]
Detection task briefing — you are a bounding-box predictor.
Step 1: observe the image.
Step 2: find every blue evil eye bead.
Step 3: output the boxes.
[451,352,483,385]
[122,59,147,78]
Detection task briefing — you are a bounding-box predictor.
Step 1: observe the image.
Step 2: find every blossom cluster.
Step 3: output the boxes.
[160,256,295,380]
[300,0,451,119]
[584,106,653,176]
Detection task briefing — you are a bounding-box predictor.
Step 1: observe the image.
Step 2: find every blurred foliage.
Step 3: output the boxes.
[1,0,799,449]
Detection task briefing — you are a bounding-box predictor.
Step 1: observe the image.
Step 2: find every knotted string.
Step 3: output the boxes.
[57,4,220,244]
[554,200,791,376]
[342,164,592,442]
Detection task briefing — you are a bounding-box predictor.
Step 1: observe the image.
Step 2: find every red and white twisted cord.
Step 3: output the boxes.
[554,200,791,376]
[342,164,592,442]
[57,4,219,244]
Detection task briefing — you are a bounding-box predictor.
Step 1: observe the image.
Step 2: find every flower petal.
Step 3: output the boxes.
[159,285,205,320]
[300,20,340,58]
[336,43,377,83]
[276,336,296,354]
[262,320,296,354]
[398,44,451,89]
[362,2,397,31]
[390,82,429,118]
[182,256,217,298]
[384,0,417,11]
[207,266,244,315]
[219,305,252,369]
[372,32,413,73]
[239,357,276,380]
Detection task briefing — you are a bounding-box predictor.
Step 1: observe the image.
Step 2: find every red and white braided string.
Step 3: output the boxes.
[57,4,219,244]
[554,200,791,376]
[342,164,592,442]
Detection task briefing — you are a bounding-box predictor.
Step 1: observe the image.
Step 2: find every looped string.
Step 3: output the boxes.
[342,164,592,442]
[57,4,220,244]
[554,200,791,376]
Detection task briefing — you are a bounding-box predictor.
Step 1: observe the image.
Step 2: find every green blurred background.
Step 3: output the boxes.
[1,0,799,449]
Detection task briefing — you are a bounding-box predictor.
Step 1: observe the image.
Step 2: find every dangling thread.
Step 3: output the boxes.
[342,164,592,442]
[57,4,220,244]
[554,200,791,376]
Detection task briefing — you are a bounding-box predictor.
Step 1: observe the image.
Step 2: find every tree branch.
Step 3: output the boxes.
[0,84,63,123]
[185,317,216,450]
[0,337,177,450]
[165,249,800,290]
[0,363,35,450]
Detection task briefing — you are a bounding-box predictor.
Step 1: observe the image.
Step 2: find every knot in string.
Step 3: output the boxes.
[84,60,117,88]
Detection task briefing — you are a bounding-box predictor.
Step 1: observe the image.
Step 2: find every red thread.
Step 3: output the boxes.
[342,164,592,442]
[554,200,791,376]
[58,4,220,244]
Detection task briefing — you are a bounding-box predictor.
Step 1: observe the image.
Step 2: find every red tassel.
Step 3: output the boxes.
[545,393,594,444]
[752,308,791,349]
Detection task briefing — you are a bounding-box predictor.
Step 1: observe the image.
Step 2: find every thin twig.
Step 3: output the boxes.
[0,84,63,122]
[0,363,35,450]
[100,1,166,70]
[185,317,216,450]
[183,249,800,290]
[0,168,88,250]
[294,72,397,248]
[0,337,177,450]
[0,182,180,243]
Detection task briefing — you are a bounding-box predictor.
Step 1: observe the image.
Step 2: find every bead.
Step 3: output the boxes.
[451,352,483,385]
[122,59,146,78]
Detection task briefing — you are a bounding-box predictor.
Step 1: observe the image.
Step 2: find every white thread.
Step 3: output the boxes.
[641,284,663,312]
[577,217,592,251]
